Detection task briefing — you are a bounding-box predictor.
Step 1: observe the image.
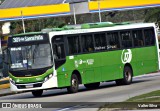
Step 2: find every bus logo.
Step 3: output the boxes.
[74,59,94,68]
[121,49,132,64]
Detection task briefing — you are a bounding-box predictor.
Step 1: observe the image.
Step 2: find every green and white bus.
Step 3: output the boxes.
[8,22,159,97]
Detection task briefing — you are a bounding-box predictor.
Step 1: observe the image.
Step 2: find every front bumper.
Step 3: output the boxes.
[10,75,58,92]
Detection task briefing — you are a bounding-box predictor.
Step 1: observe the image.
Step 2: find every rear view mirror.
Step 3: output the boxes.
[0,54,3,69]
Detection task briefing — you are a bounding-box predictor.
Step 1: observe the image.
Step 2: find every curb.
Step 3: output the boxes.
[0,83,10,89]
[0,91,24,97]
[0,91,15,97]
[0,77,25,97]
[0,77,9,82]
[0,89,24,97]
[0,80,9,84]
[0,77,10,89]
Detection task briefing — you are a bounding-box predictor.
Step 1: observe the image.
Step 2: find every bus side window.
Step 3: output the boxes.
[120,31,132,48]
[52,36,66,69]
[94,33,107,51]
[132,30,144,47]
[67,35,81,55]
[81,34,94,53]
[53,44,65,60]
[107,32,120,50]
[52,36,65,60]
[144,28,155,46]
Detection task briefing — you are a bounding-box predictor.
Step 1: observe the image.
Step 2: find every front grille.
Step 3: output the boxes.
[9,66,52,77]
[17,83,42,89]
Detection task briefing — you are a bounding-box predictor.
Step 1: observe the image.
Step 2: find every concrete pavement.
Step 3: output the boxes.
[0,72,160,111]
[0,88,16,97]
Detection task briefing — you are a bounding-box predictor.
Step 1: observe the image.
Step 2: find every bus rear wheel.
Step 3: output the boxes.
[67,74,79,93]
[84,82,100,89]
[116,66,132,85]
[32,90,43,97]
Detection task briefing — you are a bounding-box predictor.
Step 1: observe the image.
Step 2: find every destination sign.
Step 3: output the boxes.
[8,33,49,47]
[12,35,44,43]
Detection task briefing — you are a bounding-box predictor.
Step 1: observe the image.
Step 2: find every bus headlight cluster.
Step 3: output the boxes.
[10,78,16,85]
[44,74,53,82]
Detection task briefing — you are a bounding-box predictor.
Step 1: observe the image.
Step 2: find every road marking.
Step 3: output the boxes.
[53,104,94,111]
[54,107,71,111]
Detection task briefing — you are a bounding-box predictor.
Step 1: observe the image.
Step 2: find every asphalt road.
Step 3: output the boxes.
[0,72,160,111]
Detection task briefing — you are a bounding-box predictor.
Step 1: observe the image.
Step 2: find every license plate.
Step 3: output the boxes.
[25,85,33,88]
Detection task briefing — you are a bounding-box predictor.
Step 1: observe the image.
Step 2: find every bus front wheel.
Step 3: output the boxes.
[67,74,79,93]
[32,90,43,97]
[116,66,133,85]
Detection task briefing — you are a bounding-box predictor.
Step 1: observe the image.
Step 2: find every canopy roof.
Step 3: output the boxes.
[0,0,64,9]
[0,0,159,22]
[0,0,87,9]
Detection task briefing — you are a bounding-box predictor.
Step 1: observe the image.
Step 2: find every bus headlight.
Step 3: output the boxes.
[10,78,15,85]
[44,77,49,82]
[49,74,53,78]
[44,74,53,82]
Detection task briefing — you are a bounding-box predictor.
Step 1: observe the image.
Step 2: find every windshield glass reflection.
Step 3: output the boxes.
[9,43,52,70]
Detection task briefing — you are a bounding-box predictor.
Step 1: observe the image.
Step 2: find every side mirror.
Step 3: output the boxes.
[0,54,3,69]
[2,50,9,65]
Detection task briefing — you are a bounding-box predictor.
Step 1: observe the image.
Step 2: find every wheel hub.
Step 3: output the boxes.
[72,79,77,88]
[125,71,131,81]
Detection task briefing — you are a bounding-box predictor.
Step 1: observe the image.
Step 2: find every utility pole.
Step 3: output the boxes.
[71,0,77,25]
[98,0,101,23]
[73,4,77,25]
[21,11,26,33]
[93,0,103,22]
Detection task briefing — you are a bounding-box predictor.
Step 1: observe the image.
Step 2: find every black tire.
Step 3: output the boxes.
[67,74,79,93]
[84,82,100,89]
[115,79,123,85]
[32,90,43,97]
[116,66,133,85]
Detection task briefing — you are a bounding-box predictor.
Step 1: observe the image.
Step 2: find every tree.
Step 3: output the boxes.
[144,7,160,26]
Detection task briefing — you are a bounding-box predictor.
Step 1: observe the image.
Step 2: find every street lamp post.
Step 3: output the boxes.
[93,0,103,22]
[73,4,77,25]
[21,11,26,33]
[98,0,101,23]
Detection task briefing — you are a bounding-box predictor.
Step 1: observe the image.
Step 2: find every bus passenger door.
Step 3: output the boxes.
[52,36,66,87]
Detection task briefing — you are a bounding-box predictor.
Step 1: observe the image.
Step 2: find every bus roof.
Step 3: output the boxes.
[11,22,156,37]
[43,22,130,32]
[48,22,156,36]
[12,31,46,37]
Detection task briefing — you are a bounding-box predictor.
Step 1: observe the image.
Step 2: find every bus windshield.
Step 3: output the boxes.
[9,43,52,70]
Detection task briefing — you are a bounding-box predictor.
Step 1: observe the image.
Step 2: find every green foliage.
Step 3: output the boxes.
[127,90,160,102]
[144,7,160,26]
[9,18,66,34]
[0,0,5,5]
